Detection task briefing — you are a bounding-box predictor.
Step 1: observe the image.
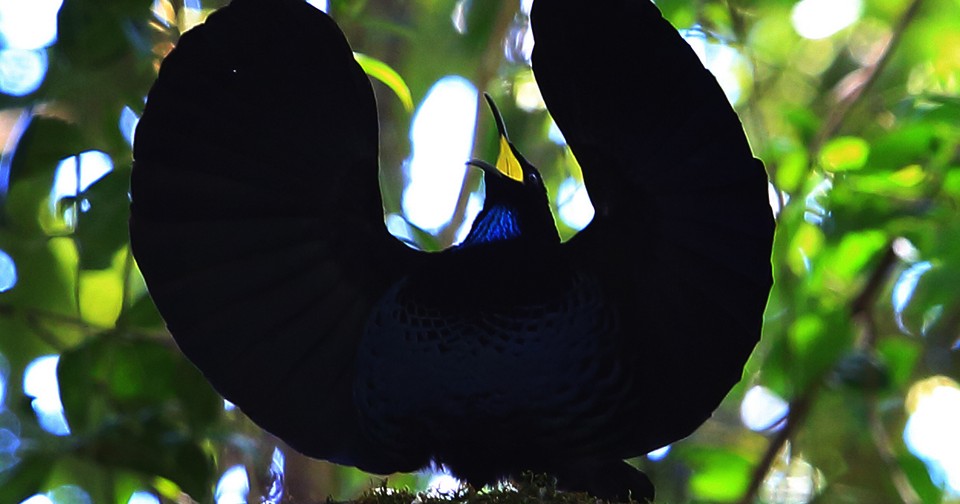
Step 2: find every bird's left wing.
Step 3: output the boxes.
[129,0,422,472]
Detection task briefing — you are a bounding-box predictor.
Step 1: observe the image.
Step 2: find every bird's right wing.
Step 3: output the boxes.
[532,0,775,443]
[130,0,423,473]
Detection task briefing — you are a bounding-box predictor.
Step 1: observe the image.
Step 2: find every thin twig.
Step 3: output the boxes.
[738,388,816,504]
[849,243,923,504]
[812,0,925,152]
[438,2,521,247]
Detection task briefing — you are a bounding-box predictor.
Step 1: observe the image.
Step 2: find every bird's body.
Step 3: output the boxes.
[129,0,775,500]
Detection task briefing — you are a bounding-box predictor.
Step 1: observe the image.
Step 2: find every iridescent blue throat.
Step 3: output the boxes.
[462,204,522,246]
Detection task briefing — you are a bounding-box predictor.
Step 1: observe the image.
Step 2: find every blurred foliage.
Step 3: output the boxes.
[0,0,959,503]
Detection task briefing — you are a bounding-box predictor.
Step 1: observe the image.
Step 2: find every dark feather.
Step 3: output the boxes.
[130,0,775,500]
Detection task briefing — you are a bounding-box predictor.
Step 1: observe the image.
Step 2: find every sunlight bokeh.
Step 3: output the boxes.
[0,0,62,97]
[127,491,160,504]
[647,445,672,462]
[0,249,16,292]
[0,49,48,97]
[119,106,139,149]
[263,447,286,504]
[22,355,69,436]
[740,385,789,432]
[306,0,328,12]
[215,465,250,504]
[904,376,960,496]
[892,261,933,335]
[556,177,594,231]
[791,0,863,40]
[49,150,114,229]
[680,27,748,105]
[402,76,478,232]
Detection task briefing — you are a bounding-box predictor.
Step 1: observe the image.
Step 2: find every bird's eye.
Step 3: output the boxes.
[527,172,541,184]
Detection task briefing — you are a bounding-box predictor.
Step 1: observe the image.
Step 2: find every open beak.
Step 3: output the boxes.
[469,93,525,183]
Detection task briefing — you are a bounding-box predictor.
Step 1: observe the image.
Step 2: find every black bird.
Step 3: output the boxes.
[129,0,775,501]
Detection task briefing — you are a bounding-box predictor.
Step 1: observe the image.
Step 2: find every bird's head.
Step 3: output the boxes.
[461,94,558,247]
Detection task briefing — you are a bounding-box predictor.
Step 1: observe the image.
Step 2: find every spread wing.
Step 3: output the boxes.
[532,0,775,443]
[129,0,421,472]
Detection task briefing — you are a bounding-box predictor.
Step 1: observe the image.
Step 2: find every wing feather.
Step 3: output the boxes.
[129,0,420,471]
[532,0,775,447]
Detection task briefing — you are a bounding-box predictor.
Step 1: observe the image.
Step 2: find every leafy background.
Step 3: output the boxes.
[1,0,959,502]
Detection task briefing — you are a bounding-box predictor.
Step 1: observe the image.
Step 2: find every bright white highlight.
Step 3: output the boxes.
[681,28,746,104]
[904,381,960,496]
[20,495,53,504]
[0,249,16,292]
[403,76,478,232]
[556,177,594,231]
[127,491,160,504]
[306,0,328,12]
[119,106,140,148]
[50,151,114,227]
[263,447,286,504]
[22,355,70,436]
[741,385,789,432]
[52,151,114,201]
[0,49,48,97]
[426,470,462,496]
[0,0,63,50]
[892,261,933,334]
[215,465,250,504]
[647,445,671,461]
[791,0,862,40]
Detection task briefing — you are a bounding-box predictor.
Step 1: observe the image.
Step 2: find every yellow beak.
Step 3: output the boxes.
[496,136,524,183]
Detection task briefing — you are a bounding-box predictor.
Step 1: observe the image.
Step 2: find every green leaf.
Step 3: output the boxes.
[58,336,221,435]
[73,169,131,270]
[354,52,414,112]
[8,118,86,184]
[877,337,921,389]
[680,448,753,502]
[819,136,870,172]
[55,0,152,68]
[76,419,215,503]
[898,453,943,504]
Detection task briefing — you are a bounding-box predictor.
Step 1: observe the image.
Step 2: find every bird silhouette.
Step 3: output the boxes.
[129,0,775,501]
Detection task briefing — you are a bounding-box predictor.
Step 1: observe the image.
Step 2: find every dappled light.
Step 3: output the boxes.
[791,0,863,40]
[556,177,594,231]
[0,0,62,97]
[0,0,958,502]
[263,447,286,504]
[680,28,748,104]
[0,0,62,50]
[48,151,114,232]
[740,385,789,432]
[215,465,250,504]
[892,260,933,335]
[127,491,160,504]
[306,0,327,12]
[646,445,671,462]
[22,355,69,437]
[904,376,960,496]
[402,76,478,233]
[0,249,16,292]
[21,485,91,504]
[0,50,48,97]
[119,106,139,149]
[759,449,824,504]
[426,469,462,496]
